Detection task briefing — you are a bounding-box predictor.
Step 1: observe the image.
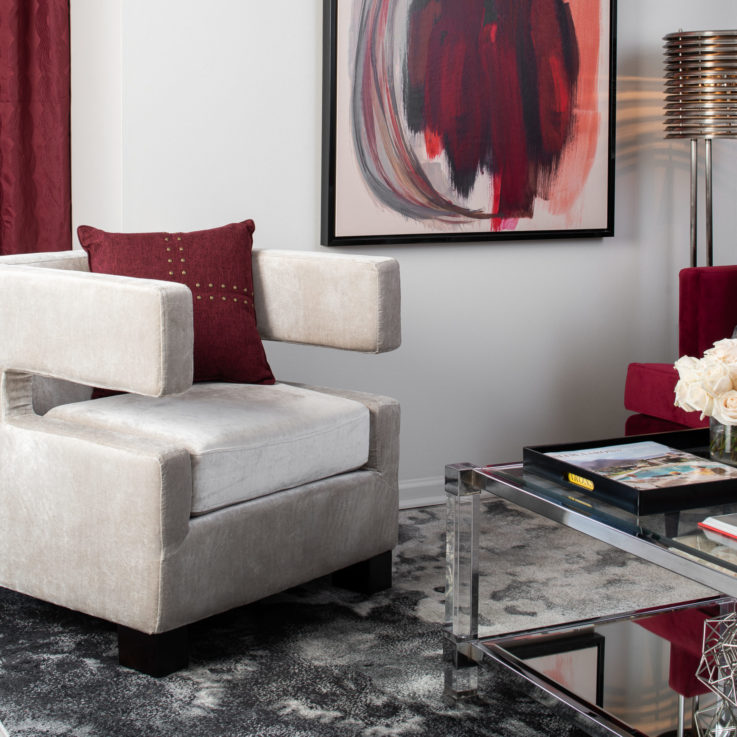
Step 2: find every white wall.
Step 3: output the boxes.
[71,0,737,507]
[70,0,123,232]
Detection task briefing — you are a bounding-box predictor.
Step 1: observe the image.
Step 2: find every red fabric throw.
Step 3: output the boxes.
[0,1,71,254]
[78,220,275,386]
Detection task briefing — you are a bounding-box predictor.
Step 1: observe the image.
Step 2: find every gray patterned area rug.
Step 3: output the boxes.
[0,500,715,737]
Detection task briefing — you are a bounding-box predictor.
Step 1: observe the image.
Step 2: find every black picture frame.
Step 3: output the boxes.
[321,0,617,247]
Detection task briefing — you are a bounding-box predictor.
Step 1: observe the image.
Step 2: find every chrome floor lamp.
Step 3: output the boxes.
[664,30,737,267]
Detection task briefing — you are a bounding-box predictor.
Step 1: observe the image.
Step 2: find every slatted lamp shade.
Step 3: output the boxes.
[663,30,737,266]
[664,30,737,138]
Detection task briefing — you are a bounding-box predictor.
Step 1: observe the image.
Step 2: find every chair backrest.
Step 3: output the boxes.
[679,265,737,357]
[0,248,402,354]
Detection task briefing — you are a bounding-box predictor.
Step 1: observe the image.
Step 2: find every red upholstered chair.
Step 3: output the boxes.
[625,266,737,435]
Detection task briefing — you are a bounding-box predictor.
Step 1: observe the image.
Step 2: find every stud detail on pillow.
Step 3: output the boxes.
[78,219,275,385]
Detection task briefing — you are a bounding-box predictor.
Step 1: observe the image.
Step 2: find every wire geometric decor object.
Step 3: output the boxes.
[696,612,737,736]
[695,699,737,737]
[697,612,737,704]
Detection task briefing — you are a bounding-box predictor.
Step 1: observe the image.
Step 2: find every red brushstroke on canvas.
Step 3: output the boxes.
[483,4,536,219]
[530,1,575,155]
[358,0,471,219]
[351,0,602,229]
[405,0,581,221]
[548,1,601,219]
[424,128,443,159]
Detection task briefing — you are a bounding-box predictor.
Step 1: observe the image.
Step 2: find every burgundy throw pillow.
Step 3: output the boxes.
[78,219,275,385]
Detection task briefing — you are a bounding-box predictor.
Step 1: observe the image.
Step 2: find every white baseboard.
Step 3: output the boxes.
[399,476,445,509]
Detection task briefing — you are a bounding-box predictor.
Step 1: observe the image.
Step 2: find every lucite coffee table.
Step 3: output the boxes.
[444,441,737,737]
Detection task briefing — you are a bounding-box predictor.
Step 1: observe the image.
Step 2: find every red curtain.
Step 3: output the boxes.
[0,0,70,255]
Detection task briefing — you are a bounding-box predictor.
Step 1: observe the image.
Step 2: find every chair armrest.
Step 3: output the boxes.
[0,264,193,397]
[0,250,90,271]
[287,382,400,481]
[0,414,192,632]
[252,249,401,353]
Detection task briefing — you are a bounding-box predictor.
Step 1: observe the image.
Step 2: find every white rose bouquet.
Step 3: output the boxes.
[674,338,737,464]
[674,338,737,424]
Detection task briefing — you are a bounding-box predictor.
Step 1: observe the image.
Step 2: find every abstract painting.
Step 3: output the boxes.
[321,0,616,246]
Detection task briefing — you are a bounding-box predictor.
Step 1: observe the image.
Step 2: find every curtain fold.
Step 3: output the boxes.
[0,0,70,255]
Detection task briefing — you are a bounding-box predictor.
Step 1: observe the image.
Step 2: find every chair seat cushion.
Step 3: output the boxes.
[624,362,707,429]
[47,382,370,515]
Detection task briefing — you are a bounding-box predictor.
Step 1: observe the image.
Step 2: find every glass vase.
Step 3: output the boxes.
[710,417,737,466]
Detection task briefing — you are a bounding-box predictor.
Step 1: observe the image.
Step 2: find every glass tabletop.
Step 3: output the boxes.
[473,461,737,597]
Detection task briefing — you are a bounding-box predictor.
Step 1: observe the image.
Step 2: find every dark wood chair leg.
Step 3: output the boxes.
[332,550,392,594]
[118,625,189,677]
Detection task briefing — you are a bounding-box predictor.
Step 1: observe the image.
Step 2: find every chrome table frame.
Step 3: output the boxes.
[444,461,737,737]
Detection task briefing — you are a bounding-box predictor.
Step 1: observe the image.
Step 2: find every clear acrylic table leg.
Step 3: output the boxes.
[444,463,481,699]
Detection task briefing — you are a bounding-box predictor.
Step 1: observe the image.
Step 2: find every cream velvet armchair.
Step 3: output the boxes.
[0,248,400,676]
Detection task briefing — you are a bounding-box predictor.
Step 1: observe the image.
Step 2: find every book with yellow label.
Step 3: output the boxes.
[523,429,737,515]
